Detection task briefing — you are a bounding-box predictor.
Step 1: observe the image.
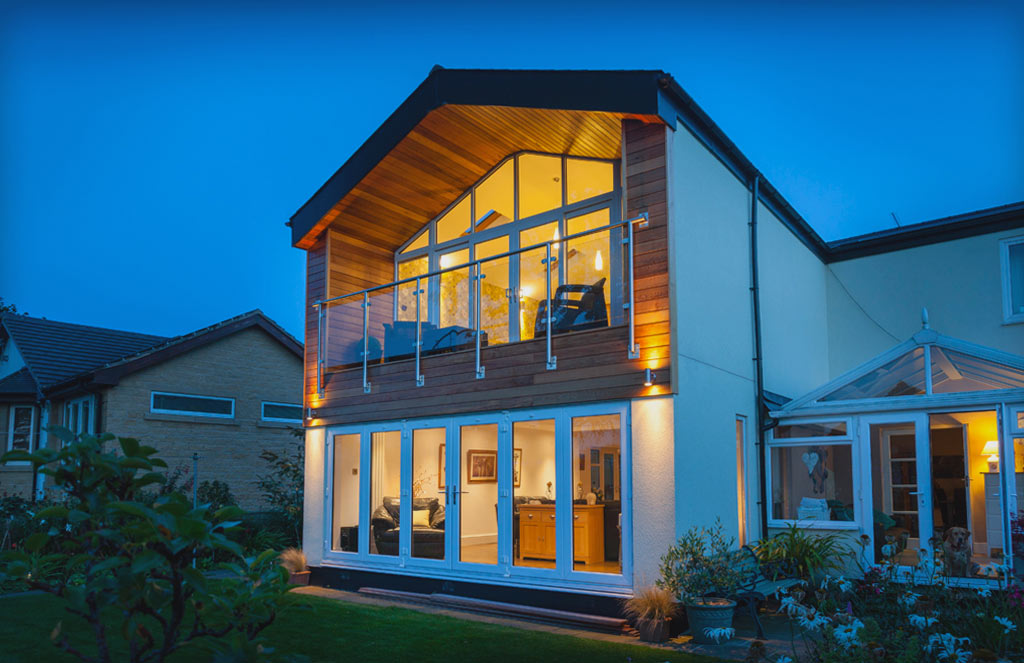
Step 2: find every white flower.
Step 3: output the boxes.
[899,591,920,608]
[832,619,864,649]
[925,633,971,662]
[702,626,735,643]
[775,657,793,663]
[993,616,1016,634]
[976,587,992,598]
[909,614,938,630]
[796,609,831,632]
[780,595,805,617]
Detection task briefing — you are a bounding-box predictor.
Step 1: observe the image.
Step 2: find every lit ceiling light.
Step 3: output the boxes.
[595,250,603,271]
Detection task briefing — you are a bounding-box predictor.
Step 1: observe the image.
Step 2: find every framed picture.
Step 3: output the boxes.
[438,443,446,489]
[513,448,522,488]
[466,449,497,483]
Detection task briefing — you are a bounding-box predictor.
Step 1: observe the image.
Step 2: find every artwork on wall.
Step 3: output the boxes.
[467,449,497,483]
[513,448,522,488]
[438,443,446,489]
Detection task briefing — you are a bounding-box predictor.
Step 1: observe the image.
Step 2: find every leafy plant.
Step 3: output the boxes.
[197,480,237,512]
[256,430,304,546]
[658,518,745,603]
[0,428,291,663]
[621,584,677,624]
[754,523,851,584]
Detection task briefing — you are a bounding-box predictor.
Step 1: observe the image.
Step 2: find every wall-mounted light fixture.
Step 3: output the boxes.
[644,368,656,387]
[982,440,1000,472]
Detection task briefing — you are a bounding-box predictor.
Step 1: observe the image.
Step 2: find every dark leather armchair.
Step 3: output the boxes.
[371,496,445,558]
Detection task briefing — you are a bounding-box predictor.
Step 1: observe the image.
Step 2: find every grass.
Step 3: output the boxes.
[0,591,723,663]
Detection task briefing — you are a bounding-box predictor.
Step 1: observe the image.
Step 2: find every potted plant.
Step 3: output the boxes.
[622,585,678,642]
[280,547,310,585]
[658,519,744,644]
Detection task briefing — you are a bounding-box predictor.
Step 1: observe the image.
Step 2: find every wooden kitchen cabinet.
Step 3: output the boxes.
[518,503,604,565]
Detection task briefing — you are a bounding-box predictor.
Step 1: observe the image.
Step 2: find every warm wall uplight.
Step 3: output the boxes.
[644,368,656,387]
[982,440,1000,472]
[594,249,603,271]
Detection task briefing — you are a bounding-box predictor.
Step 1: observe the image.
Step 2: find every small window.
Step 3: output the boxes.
[261,402,303,423]
[151,391,234,418]
[770,443,855,523]
[7,405,35,455]
[1001,236,1024,324]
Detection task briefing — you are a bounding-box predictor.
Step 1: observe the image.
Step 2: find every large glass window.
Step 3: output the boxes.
[368,430,401,557]
[150,391,234,418]
[476,236,510,346]
[7,405,34,453]
[332,433,360,553]
[571,414,622,574]
[474,160,514,231]
[439,249,470,330]
[411,427,446,560]
[519,222,560,341]
[565,209,612,327]
[771,443,855,523]
[459,423,498,565]
[513,419,556,568]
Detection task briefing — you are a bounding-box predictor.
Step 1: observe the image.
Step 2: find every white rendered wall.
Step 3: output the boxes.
[631,396,675,586]
[827,229,1024,376]
[668,123,760,540]
[303,426,326,567]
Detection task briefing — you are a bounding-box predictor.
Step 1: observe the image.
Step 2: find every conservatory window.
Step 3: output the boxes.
[774,421,847,438]
[820,348,926,401]
[930,347,1024,393]
[770,443,855,523]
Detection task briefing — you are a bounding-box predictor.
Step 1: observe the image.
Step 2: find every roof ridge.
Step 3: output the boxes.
[0,312,169,341]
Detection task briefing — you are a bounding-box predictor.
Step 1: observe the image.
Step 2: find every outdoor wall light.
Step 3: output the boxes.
[982,440,1000,472]
[644,368,656,387]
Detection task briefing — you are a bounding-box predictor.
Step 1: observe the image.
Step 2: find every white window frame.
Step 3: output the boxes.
[150,391,235,419]
[6,404,36,460]
[261,401,303,423]
[767,417,860,530]
[64,395,95,437]
[1000,235,1024,324]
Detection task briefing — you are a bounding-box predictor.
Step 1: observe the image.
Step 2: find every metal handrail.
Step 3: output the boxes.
[314,213,649,397]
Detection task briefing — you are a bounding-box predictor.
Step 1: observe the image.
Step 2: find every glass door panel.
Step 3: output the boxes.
[867,418,928,568]
[458,423,499,565]
[512,419,556,568]
[518,222,559,341]
[565,209,612,330]
[410,427,447,560]
[571,414,622,574]
[331,433,361,553]
[475,236,510,346]
[368,430,402,557]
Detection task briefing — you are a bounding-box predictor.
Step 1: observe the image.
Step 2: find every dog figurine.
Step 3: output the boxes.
[942,527,974,577]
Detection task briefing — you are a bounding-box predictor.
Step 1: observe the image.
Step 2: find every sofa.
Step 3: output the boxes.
[371,496,445,558]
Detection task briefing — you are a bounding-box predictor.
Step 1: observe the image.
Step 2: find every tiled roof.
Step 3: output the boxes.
[0,314,168,390]
[0,367,38,397]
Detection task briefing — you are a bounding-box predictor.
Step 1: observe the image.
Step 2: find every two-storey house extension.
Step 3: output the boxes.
[290,68,1024,613]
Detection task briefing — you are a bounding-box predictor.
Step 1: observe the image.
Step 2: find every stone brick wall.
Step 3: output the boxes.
[91,327,302,510]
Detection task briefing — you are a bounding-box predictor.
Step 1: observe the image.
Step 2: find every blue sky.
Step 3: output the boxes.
[1,1,1021,339]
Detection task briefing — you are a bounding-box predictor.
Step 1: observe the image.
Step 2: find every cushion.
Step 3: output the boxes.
[412,508,431,528]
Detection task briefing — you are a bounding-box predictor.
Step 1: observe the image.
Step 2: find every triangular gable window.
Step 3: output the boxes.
[821,348,926,401]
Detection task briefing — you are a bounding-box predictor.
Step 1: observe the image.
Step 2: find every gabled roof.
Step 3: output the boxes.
[774,325,1024,417]
[0,367,38,401]
[0,313,168,392]
[0,310,302,400]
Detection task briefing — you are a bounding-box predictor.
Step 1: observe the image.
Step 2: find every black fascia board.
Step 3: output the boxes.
[289,68,669,246]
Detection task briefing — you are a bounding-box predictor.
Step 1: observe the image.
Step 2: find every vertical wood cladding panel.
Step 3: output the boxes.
[303,235,326,409]
[307,119,671,426]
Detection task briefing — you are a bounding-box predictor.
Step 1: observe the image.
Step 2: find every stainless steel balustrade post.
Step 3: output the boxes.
[362,292,371,394]
[475,262,485,379]
[316,302,324,399]
[545,243,556,370]
[415,276,424,387]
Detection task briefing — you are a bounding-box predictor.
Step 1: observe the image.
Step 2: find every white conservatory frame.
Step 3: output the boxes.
[770,327,1024,581]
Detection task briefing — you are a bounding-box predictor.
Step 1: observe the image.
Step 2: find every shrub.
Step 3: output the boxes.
[754,522,852,584]
[0,428,291,663]
[622,584,677,624]
[658,518,745,603]
[197,479,236,512]
[279,548,307,574]
[256,430,304,546]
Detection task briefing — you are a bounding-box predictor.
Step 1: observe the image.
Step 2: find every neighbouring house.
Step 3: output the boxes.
[0,310,303,509]
[288,67,1024,613]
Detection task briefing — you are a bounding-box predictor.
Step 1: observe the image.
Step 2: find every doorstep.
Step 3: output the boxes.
[291,585,802,662]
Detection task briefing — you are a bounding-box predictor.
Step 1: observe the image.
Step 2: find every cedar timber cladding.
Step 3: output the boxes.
[304,235,326,412]
[305,118,671,425]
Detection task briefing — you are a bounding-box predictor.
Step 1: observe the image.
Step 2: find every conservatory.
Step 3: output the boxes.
[769,324,1024,582]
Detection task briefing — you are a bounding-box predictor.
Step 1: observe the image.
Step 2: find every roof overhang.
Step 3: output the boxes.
[289,68,674,249]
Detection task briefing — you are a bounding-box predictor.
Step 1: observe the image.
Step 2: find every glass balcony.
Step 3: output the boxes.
[315,213,648,395]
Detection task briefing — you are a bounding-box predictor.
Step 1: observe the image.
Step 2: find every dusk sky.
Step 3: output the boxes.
[2,1,1022,340]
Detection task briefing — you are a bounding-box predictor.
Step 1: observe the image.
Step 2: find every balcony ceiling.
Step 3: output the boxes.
[290,69,672,249]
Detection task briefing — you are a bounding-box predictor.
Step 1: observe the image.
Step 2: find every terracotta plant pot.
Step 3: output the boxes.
[637,618,671,643]
[685,597,736,644]
[288,571,311,585]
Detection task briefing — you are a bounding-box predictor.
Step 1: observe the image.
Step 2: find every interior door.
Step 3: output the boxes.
[862,413,931,567]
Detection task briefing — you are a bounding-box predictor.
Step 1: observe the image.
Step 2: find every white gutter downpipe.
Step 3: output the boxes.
[34,400,49,500]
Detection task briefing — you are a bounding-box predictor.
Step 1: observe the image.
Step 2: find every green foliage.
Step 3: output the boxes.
[0,428,292,663]
[197,480,237,512]
[658,518,745,603]
[255,430,304,547]
[754,522,851,584]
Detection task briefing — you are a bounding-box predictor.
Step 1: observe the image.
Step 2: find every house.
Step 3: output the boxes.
[289,67,1024,613]
[0,310,303,509]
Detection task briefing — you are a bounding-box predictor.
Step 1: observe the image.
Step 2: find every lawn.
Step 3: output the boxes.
[0,591,723,663]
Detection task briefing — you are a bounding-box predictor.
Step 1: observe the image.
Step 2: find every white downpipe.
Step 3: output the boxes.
[34,401,49,499]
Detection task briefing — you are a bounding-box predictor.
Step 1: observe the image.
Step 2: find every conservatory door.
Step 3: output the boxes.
[862,413,931,567]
